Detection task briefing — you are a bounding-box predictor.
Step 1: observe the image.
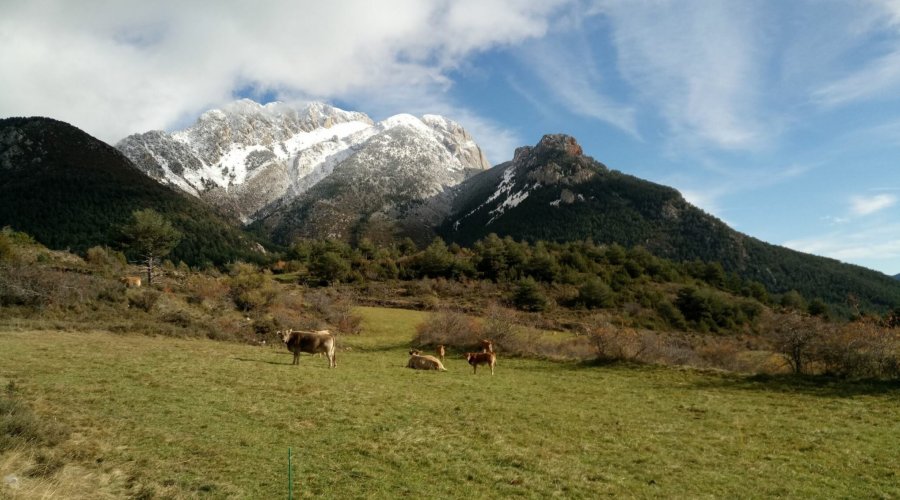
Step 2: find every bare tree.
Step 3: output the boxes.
[769,312,823,375]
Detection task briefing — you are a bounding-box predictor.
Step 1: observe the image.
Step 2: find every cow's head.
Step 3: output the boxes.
[278,328,293,344]
[409,349,420,356]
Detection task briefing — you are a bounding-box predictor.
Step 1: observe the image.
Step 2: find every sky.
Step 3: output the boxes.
[2,0,900,275]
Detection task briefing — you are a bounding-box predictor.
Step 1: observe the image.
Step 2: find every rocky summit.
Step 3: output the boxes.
[117,99,490,224]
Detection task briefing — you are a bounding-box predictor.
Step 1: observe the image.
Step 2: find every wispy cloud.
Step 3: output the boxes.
[515,24,638,137]
[850,194,897,216]
[784,223,900,269]
[810,0,900,107]
[593,0,768,151]
[813,49,900,107]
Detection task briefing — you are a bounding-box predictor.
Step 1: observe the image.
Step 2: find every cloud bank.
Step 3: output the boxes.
[0,0,568,158]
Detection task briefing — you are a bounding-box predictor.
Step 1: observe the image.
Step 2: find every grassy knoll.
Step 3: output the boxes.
[1,306,898,498]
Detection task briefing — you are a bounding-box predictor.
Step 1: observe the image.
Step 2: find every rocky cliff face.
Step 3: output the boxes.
[117,100,490,224]
[256,115,490,245]
[447,134,605,229]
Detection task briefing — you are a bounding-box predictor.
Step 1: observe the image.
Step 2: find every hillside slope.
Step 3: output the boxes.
[441,134,900,311]
[0,117,263,265]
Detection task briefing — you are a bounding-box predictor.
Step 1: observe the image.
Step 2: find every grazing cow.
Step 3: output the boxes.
[480,339,494,353]
[436,344,446,362]
[278,329,336,368]
[466,352,496,375]
[120,276,141,288]
[406,353,447,371]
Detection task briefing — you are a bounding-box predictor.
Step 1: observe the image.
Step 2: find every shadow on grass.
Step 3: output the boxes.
[340,340,412,353]
[232,356,292,366]
[692,372,900,398]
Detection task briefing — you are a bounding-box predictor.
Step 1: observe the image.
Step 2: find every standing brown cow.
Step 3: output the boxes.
[278,329,336,368]
[480,339,494,353]
[436,344,446,362]
[466,352,496,375]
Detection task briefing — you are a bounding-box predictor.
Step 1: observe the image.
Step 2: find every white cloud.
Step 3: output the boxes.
[813,49,900,107]
[516,29,639,137]
[810,0,900,107]
[593,0,768,151]
[0,0,569,144]
[784,223,900,270]
[850,194,897,216]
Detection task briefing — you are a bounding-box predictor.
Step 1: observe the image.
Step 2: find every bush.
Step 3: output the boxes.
[127,288,161,312]
[84,245,126,270]
[227,263,277,312]
[818,320,900,379]
[512,277,549,312]
[0,232,12,261]
[577,277,614,309]
[414,309,481,349]
[482,304,519,350]
[186,274,229,310]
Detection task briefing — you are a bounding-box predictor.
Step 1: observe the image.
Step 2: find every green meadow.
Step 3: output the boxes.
[1,306,898,498]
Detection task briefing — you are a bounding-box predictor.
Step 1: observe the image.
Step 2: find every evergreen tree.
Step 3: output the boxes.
[121,209,181,285]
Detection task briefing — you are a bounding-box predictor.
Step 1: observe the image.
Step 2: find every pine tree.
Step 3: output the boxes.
[122,209,181,285]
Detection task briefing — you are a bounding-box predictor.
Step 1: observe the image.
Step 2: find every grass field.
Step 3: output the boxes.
[1,306,898,498]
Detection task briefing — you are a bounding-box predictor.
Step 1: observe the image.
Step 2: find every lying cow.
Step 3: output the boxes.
[466,351,496,375]
[406,353,447,371]
[436,344,446,362]
[278,329,336,368]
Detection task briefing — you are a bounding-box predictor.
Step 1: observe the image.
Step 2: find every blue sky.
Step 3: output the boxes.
[2,0,899,274]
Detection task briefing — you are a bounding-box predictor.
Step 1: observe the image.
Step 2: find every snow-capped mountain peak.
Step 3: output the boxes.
[117,100,490,225]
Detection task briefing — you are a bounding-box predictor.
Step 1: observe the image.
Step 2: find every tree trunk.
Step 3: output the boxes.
[146,255,154,286]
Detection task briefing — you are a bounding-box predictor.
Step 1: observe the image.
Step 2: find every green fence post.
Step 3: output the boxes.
[288,447,293,500]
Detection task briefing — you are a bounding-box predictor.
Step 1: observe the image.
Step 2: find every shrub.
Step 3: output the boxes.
[127,288,161,312]
[414,309,481,349]
[304,288,362,334]
[84,246,126,270]
[818,320,900,379]
[186,274,228,310]
[512,277,549,312]
[656,299,688,330]
[0,232,12,261]
[227,263,277,312]
[482,304,519,350]
[577,277,614,309]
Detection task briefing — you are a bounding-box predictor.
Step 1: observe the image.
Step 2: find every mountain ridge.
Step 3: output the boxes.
[117,99,490,224]
[441,134,900,312]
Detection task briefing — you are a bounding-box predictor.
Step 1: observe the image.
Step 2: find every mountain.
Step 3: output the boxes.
[118,100,489,227]
[441,134,900,311]
[0,117,263,266]
[254,114,489,245]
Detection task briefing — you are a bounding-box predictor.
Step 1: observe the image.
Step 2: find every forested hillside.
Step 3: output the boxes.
[0,117,265,266]
[441,135,900,313]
